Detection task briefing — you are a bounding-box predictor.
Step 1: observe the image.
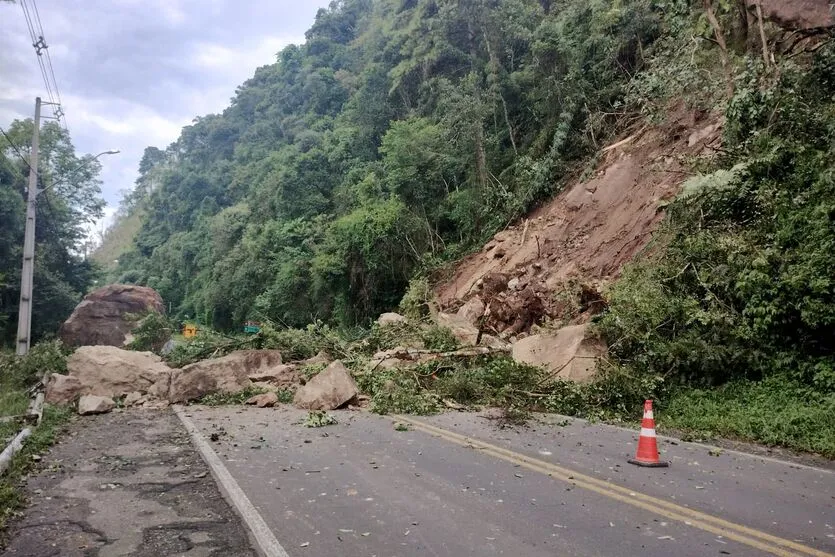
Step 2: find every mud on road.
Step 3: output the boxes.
[2,409,256,557]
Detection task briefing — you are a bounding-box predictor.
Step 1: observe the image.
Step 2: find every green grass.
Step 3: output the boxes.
[660,376,835,458]
[0,405,74,540]
[0,390,29,419]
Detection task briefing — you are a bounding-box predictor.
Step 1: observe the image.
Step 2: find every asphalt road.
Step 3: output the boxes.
[2,410,256,557]
[180,406,835,557]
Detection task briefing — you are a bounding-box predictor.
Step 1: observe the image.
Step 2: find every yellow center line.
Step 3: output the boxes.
[394,415,832,557]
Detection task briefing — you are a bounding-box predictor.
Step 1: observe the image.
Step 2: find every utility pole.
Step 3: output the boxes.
[15,97,41,356]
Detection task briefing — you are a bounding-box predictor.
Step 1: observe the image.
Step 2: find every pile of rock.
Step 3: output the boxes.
[46,345,362,416]
[373,308,606,384]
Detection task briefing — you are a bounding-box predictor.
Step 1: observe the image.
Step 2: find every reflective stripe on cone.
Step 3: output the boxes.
[628,399,669,468]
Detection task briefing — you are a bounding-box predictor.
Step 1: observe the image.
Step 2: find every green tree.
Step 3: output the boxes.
[0,120,104,344]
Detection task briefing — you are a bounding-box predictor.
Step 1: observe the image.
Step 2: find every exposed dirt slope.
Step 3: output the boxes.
[436,108,723,336]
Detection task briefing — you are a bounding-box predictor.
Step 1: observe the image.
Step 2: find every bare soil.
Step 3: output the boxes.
[436,107,723,334]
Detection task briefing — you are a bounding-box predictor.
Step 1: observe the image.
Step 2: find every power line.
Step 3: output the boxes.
[0,125,34,173]
[32,0,66,129]
[20,1,54,105]
[19,0,68,132]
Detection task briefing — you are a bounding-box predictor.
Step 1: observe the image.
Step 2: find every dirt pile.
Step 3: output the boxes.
[436,108,723,336]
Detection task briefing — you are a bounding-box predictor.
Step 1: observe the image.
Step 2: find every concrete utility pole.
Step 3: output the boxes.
[14,96,119,356]
[15,97,41,356]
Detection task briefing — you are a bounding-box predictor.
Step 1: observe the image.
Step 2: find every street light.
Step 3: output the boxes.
[14,111,120,355]
[37,149,121,196]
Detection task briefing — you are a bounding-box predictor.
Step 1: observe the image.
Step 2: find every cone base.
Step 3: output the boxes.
[628,458,669,468]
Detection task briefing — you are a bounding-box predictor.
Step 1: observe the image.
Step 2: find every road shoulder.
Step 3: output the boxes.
[1,409,256,557]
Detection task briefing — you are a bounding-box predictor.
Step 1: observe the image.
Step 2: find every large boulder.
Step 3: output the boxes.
[456,296,486,326]
[45,374,83,405]
[512,324,606,383]
[435,312,507,349]
[168,350,285,403]
[59,284,165,348]
[247,364,299,387]
[760,0,833,30]
[293,361,359,410]
[57,346,172,401]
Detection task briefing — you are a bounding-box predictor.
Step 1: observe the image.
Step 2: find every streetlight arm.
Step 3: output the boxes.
[36,149,120,196]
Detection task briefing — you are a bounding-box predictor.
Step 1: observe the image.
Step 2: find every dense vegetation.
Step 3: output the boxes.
[102,0,833,453]
[110,0,666,327]
[0,121,104,345]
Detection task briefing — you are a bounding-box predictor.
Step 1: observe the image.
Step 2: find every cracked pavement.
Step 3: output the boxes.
[1,410,256,557]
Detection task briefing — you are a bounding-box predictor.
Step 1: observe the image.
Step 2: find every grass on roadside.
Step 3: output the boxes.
[355,352,835,458]
[0,405,74,540]
[659,376,835,458]
[0,391,30,419]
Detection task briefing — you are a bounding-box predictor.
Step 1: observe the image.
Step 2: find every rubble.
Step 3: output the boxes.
[293,361,359,411]
[245,392,279,408]
[78,395,116,416]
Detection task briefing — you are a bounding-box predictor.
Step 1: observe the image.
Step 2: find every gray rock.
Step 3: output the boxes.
[123,391,145,407]
[377,312,407,327]
[245,392,279,408]
[293,361,359,411]
[161,339,177,355]
[78,395,115,415]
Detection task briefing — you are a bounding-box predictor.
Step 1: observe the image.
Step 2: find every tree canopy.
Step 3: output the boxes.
[111,0,665,328]
[0,120,104,344]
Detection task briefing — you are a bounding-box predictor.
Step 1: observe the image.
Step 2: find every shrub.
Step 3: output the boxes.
[399,277,433,321]
[126,312,175,353]
[0,340,69,389]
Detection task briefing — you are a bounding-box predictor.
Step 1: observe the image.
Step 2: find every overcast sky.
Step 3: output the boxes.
[0,0,330,232]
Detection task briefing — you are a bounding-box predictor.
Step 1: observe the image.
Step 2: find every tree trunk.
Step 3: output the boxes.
[754,1,772,70]
[734,0,750,51]
[704,0,736,97]
[484,29,518,156]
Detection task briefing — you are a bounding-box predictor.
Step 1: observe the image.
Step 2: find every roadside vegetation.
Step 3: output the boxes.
[0,343,74,538]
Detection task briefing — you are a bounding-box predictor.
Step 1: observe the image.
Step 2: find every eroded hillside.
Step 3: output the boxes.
[436,106,723,335]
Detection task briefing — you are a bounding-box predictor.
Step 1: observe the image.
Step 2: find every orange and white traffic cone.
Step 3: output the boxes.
[628,400,669,468]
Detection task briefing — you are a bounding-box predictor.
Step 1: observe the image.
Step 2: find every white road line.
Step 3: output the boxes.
[174,406,290,557]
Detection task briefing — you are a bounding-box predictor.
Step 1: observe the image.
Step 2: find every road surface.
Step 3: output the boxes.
[176,406,835,557]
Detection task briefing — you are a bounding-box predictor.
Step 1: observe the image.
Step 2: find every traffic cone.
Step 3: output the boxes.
[628,400,669,468]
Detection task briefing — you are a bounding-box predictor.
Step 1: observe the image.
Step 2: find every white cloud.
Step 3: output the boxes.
[191,35,302,74]
[1,0,330,216]
[66,94,187,145]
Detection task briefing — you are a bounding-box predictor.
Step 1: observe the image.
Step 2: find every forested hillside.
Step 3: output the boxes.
[109,0,669,327]
[107,0,834,397]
